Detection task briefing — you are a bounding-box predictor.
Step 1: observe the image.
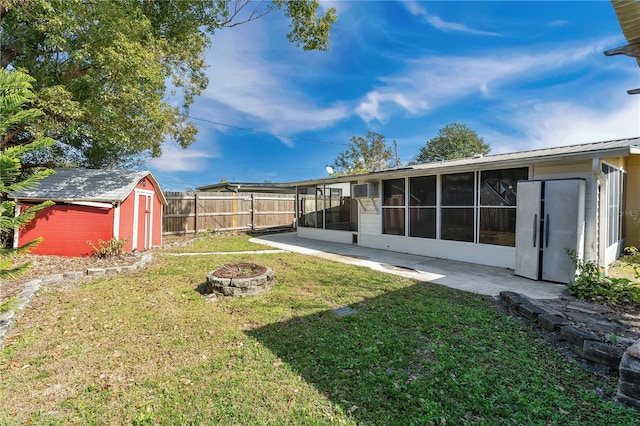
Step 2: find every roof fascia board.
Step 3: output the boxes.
[11,197,116,204]
[291,147,634,186]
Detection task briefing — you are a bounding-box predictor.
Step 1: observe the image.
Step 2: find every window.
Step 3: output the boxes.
[478,168,528,246]
[299,184,356,231]
[603,163,625,247]
[325,188,354,231]
[441,172,475,242]
[382,178,405,235]
[298,186,321,228]
[409,176,436,238]
[375,168,529,247]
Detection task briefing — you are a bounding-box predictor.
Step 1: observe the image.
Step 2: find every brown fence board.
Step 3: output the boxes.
[162,192,295,235]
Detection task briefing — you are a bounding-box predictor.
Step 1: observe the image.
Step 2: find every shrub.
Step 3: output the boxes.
[566,249,640,305]
[88,238,129,258]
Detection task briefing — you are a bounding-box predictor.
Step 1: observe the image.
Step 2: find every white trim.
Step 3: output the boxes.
[113,203,120,240]
[148,192,154,249]
[69,201,112,209]
[133,189,154,251]
[132,193,139,250]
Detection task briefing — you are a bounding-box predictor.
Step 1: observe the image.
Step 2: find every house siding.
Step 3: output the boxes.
[18,204,114,257]
[626,155,640,248]
[119,188,136,252]
[293,139,640,275]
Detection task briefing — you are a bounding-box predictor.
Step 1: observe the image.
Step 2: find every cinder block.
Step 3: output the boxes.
[517,302,547,321]
[619,352,640,384]
[42,274,63,283]
[582,340,624,368]
[86,268,106,276]
[559,325,599,348]
[502,293,528,311]
[63,271,84,280]
[620,379,640,401]
[538,314,571,332]
[627,340,640,359]
[500,291,520,304]
[617,389,640,409]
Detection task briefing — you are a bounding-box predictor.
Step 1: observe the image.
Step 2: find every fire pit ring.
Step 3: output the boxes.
[206,263,274,296]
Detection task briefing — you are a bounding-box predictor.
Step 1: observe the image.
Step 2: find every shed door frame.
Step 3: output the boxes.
[133,189,155,251]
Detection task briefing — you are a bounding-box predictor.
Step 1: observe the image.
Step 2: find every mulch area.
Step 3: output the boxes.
[0,254,141,305]
[1,234,199,306]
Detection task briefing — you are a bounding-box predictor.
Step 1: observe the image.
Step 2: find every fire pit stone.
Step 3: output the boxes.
[206,263,274,296]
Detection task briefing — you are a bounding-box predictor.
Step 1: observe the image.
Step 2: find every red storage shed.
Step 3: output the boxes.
[11,169,166,257]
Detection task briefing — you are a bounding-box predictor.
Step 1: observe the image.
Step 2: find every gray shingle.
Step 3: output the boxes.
[10,169,153,203]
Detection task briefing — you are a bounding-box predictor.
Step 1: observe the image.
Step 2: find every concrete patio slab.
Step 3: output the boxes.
[250,232,567,300]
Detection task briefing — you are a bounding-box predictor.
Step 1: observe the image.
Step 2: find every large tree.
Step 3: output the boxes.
[0,0,336,168]
[412,122,490,164]
[0,68,54,277]
[332,131,393,175]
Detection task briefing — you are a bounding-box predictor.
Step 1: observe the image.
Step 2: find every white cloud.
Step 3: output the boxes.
[196,15,350,145]
[149,142,221,172]
[355,91,386,122]
[548,20,570,27]
[496,96,640,152]
[355,37,617,123]
[402,0,499,36]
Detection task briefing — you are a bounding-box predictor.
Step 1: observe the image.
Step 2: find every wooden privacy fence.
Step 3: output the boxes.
[163,192,296,235]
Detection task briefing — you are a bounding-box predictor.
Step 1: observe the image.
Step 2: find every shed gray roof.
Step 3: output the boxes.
[289,137,640,186]
[11,168,167,205]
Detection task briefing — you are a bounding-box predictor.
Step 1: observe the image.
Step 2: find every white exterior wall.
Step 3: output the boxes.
[298,226,354,244]
[358,198,381,235]
[531,161,598,263]
[359,233,516,269]
[296,157,613,271]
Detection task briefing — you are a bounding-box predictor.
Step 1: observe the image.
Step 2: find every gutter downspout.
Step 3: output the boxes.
[593,158,606,268]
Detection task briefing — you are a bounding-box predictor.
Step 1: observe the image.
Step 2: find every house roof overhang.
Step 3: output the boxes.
[288,137,640,187]
[606,0,640,94]
[196,182,295,193]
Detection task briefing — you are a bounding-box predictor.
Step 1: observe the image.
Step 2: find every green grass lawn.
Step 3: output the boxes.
[1,236,638,425]
[164,233,273,253]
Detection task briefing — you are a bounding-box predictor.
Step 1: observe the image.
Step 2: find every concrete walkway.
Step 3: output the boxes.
[249,232,568,300]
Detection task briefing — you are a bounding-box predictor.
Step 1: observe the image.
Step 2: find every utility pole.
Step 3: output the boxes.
[393,140,400,168]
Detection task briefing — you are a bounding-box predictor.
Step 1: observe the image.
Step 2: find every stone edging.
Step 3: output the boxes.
[0,253,153,349]
[500,291,640,409]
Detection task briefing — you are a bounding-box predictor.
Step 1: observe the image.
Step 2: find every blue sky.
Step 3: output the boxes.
[146,1,640,191]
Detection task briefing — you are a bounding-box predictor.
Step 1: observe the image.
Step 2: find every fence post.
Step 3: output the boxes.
[251,193,256,231]
[194,192,199,233]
